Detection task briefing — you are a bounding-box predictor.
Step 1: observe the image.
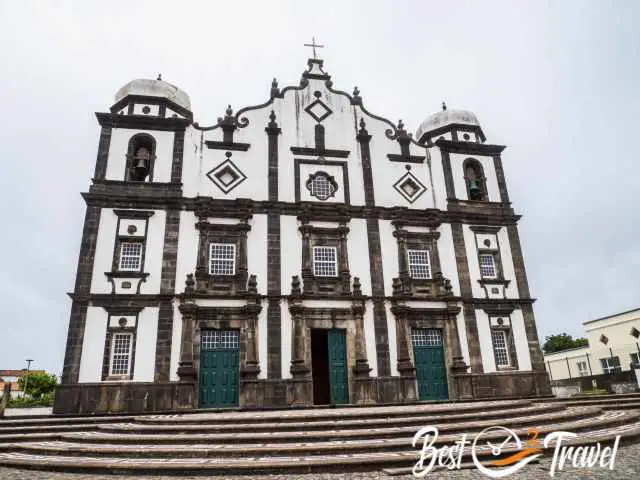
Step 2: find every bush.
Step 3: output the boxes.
[18,372,58,399]
[7,392,54,408]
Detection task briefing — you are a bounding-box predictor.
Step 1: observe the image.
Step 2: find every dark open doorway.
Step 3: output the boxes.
[311,329,330,405]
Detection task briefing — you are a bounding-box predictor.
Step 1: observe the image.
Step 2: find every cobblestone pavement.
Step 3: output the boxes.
[0,442,639,479]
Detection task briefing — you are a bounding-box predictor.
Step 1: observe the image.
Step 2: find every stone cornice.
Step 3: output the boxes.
[95,112,191,131]
[436,139,506,155]
[80,194,522,225]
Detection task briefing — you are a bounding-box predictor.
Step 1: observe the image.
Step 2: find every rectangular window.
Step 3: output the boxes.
[209,243,236,275]
[491,330,511,368]
[109,333,133,376]
[407,249,432,279]
[630,353,639,366]
[313,246,338,277]
[576,360,589,377]
[600,356,621,374]
[118,242,143,271]
[479,253,497,278]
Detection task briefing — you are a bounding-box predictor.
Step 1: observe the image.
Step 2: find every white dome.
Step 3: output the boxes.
[416,108,480,142]
[115,78,191,111]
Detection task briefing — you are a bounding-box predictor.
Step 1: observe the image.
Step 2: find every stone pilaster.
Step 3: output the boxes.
[177,302,197,382]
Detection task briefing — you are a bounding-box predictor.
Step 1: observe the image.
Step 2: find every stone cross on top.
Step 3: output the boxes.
[304,37,324,59]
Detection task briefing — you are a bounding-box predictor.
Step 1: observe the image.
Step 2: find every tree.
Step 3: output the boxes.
[542,333,589,354]
[18,372,58,399]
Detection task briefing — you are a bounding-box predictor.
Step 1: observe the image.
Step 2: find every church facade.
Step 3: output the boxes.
[55,57,550,414]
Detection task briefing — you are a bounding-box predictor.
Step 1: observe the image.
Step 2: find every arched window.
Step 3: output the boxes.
[125,134,156,182]
[463,158,487,201]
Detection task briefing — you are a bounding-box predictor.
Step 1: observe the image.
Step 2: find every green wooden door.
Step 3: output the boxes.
[199,330,239,408]
[412,329,449,401]
[327,329,348,404]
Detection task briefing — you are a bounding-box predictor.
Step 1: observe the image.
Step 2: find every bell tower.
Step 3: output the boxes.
[93,76,193,184]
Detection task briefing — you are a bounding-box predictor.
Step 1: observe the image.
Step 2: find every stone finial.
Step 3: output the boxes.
[217,105,235,125]
[443,278,453,296]
[270,78,280,98]
[185,273,195,294]
[352,86,362,105]
[291,275,301,296]
[248,274,258,294]
[353,277,362,296]
[267,109,278,129]
[442,101,447,111]
[392,278,402,296]
[358,117,368,136]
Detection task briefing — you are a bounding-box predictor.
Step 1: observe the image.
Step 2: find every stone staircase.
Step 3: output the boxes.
[0,397,639,475]
[543,392,640,410]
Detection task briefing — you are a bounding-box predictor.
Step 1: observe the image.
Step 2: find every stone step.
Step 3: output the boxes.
[53,406,607,445]
[560,398,640,407]
[134,399,533,424]
[0,419,637,475]
[8,410,637,459]
[0,415,133,427]
[96,402,567,434]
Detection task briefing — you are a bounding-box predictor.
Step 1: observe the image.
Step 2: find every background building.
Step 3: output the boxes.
[55,57,550,414]
[544,308,640,390]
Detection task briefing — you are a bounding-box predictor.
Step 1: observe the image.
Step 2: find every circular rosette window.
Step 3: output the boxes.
[306,171,338,201]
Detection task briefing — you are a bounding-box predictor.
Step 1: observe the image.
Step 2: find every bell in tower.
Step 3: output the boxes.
[131,146,150,181]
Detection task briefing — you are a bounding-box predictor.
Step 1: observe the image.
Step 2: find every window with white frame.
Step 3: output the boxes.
[118,242,143,271]
[491,330,511,368]
[479,253,497,278]
[576,360,589,377]
[109,333,133,376]
[313,246,338,277]
[407,249,432,279]
[209,243,236,275]
[600,356,621,374]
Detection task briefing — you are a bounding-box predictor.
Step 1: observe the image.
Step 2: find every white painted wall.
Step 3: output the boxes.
[132,103,160,116]
[378,219,397,297]
[437,224,460,296]
[363,299,378,377]
[280,215,302,294]
[247,214,268,294]
[90,208,165,295]
[456,310,471,366]
[475,309,496,373]
[104,129,175,182]
[497,228,520,298]
[174,211,198,294]
[346,218,371,296]
[134,307,159,381]
[510,309,532,371]
[78,306,108,382]
[386,302,398,376]
[462,225,484,298]
[257,299,268,379]
[140,211,166,294]
[91,209,118,294]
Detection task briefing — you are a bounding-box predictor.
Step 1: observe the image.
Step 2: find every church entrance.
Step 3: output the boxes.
[411,328,449,401]
[311,329,348,405]
[198,330,240,408]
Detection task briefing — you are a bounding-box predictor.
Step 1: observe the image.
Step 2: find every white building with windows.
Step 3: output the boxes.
[55,57,550,414]
[544,308,640,381]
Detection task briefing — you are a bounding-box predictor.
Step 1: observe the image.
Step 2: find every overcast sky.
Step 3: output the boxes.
[0,1,638,375]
